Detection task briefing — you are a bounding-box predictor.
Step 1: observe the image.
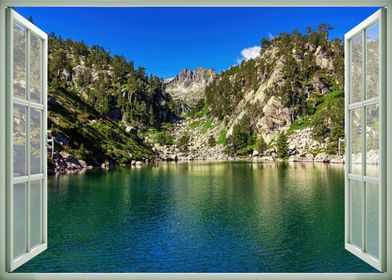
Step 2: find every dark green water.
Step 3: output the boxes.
[17,161,376,272]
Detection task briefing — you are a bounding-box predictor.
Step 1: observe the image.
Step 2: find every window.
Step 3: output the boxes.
[344,9,386,271]
[0,1,391,279]
[5,9,48,272]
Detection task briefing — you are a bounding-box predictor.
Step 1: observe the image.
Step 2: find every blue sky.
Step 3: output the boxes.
[17,7,379,78]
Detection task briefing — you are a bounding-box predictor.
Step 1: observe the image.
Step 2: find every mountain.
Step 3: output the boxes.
[47,33,177,173]
[164,68,216,114]
[47,23,347,173]
[155,24,345,162]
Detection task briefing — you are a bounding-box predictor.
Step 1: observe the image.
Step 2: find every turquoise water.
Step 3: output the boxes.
[17,162,376,272]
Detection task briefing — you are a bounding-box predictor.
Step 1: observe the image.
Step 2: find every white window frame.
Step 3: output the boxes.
[0,1,391,280]
[5,8,48,272]
[344,9,386,271]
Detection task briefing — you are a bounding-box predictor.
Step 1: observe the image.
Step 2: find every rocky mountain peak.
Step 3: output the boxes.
[166,67,216,88]
[164,68,217,114]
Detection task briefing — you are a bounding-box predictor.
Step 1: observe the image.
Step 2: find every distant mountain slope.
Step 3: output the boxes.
[155,24,346,162]
[47,24,347,170]
[164,68,216,114]
[47,33,177,173]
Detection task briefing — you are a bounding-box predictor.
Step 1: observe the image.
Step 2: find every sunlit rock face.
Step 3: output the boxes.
[164,68,216,114]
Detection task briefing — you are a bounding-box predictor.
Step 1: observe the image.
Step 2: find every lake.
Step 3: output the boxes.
[16,161,376,272]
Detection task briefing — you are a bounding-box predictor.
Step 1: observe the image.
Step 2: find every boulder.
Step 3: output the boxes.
[53,133,69,146]
[314,153,331,163]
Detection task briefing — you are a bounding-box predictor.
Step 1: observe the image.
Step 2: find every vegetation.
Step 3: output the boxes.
[310,87,344,154]
[47,85,153,165]
[224,116,256,156]
[276,132,289,159]
[208,135,216,147]
[47,21,346,166]
[256,136,268,155]
[47,33,177,165]
[199,23,344,157]
[156,131,174,146]
[177,132,191,153]
[218,129,227,145]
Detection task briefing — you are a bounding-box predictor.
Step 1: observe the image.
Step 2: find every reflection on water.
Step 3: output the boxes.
[17,162,376,272]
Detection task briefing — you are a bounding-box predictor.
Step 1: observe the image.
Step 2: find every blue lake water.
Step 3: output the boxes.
[17,161,376,272]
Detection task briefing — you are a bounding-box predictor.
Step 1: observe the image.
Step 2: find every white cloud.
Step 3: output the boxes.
[237,46,261,64]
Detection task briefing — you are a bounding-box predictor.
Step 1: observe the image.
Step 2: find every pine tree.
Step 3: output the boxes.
[257,136,268,155]
[276,132,289,159]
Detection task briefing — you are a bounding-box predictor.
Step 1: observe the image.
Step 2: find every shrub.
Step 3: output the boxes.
[208,135,216,147]
[157,131,174,146]
[178,132,190,153]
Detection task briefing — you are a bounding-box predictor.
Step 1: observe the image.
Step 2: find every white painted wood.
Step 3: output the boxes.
[0,1,391,280]
[344,8,386,272]
[6,8,48,273]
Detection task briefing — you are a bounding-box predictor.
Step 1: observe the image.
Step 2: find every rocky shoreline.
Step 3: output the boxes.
[48,152,345,175]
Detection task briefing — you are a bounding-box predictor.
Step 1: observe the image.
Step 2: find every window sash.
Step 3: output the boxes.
[5,8,48,272]
[0,1,391,279]
[344,9,386,272]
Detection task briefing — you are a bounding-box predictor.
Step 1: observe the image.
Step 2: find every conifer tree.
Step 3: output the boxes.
[277,132,289,159]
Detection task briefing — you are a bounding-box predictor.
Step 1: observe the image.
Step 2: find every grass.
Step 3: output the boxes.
[218,129,227,144]
[48,83,154,164]
[287,88,343,136]
[201,119,214,134]
[189,120,202,130]
[287,117,310,135]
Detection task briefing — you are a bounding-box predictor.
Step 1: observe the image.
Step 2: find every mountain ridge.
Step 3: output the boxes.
[46,24,348,173]
[164,67,216,115]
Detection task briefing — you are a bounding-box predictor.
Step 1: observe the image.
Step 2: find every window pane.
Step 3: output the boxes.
[13,104,27,177]
[351,32,363,103]
[31,108,42,174]
[13,23,26,100]
[366,23,380,100]
[30,34,42,103]
[351,108,362,174]
[351,179,363,248]
[31,180,42,248]
[13,182,26,259]
[366,181,379,259]
[366,104,379,177]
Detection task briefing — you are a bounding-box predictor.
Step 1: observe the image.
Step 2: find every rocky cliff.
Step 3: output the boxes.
[164,68,216,114]
[47,33,177,173]
[153,24,346,163]
[47,24,349,172]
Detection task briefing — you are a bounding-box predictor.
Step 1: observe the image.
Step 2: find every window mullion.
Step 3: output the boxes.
[361,29,367,253]
[26,29,31,254]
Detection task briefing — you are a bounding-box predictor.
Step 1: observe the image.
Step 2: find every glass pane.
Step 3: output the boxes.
[13,23,26,100]
[366,22,380,100]
[30,34,42,103]
[13,104,27,177]
[351,32,363,103]
[351,108,362,174]
[351,179,363,248]
[366,181,379,259]
[31,180,42,248]
[31,108,42,174]
[366,104,379,177]
[13,182,26,259]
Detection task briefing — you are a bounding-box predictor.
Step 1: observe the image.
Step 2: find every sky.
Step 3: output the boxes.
[16,7,379,78]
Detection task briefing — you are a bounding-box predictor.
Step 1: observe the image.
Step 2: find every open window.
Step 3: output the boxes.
[6,8,48,272]
[0,3,389,277]
[344,8,386,272]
